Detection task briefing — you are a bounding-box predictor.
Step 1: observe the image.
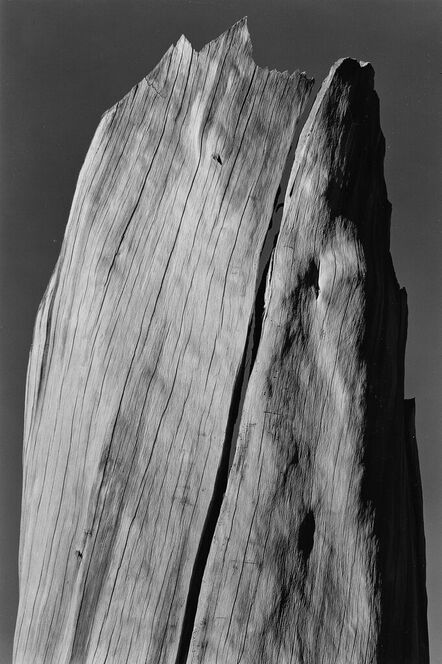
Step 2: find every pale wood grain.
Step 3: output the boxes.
[14,19,312,664]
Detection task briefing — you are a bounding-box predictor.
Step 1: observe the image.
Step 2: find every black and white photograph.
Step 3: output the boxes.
[0,1,440,662]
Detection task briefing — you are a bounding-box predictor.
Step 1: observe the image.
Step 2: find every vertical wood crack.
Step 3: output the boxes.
[174,142,300,664]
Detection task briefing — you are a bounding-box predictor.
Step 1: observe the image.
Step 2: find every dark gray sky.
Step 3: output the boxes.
[1,1,440,662]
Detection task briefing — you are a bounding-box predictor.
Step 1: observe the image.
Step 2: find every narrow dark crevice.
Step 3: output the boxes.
[175,126,308,664]
[227,120,310,469]
[305,259,320,299]
[287,78,320,199]
[174,313,251,664]
[298,510,315,562]
[227,186,283,470]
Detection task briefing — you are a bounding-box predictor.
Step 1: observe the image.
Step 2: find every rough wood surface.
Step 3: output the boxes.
[14,20,312,664]
[189,58,429,664]
[14,19,428,664]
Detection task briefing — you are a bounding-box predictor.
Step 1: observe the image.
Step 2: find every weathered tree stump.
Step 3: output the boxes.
[14,19,428,664]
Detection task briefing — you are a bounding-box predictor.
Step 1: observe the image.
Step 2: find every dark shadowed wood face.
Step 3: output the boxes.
[188,56,428,664]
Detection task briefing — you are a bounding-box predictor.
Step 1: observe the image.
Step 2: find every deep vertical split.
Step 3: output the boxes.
[174,133,306,663]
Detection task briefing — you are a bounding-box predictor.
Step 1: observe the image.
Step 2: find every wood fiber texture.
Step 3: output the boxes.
[14,19,312,664]
[14,19,428,664]
[189,59,429,664]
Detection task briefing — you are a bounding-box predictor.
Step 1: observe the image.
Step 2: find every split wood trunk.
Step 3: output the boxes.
[14,19,428,664]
